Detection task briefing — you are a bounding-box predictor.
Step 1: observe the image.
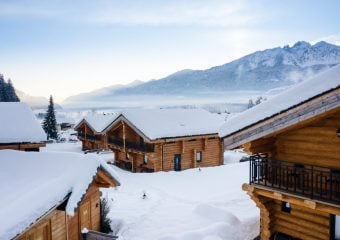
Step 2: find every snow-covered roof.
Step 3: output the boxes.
[0,150,120,239]
[75,113,118,133]
[0,102,46,143]
[219,64,340,138]
[106,109,225,140]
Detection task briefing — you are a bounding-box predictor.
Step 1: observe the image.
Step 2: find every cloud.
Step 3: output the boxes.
[0,0,260,27]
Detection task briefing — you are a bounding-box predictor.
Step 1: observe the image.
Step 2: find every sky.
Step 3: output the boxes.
[0,0,339,102]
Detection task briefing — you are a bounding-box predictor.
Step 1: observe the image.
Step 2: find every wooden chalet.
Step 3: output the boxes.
[0,150,120,240]
[219,65,340,240]
[103,109,224,172]
[74,113,118,151]
[0,102,46,151]
[76,109,225,172]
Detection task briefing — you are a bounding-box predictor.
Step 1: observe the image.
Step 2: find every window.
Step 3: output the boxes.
[281,202,291,213]
[196,151,202,162]
[144,155,148,164]
[330,215,340,239]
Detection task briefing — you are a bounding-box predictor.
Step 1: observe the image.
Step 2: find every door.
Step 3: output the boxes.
[79,200,91,230]
[174,154,181,171]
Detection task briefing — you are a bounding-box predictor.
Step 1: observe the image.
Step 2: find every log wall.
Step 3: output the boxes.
[249,190,333,240]
[15,209,67,240]
[275,110,340,168]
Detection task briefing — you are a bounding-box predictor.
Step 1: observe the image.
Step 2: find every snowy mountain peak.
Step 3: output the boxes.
[63,41,340,106]
[292,41,311,49]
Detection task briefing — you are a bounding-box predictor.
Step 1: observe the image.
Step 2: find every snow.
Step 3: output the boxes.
[40,142,259,240]
[76,112,119,133]
[0,149,119,239]
[0,102,46,143]
[103,164,258,240]
[224,150,248,164]
[219,64,340,137]
[115,109,225,140]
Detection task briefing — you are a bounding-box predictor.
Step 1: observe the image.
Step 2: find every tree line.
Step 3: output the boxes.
[0,74,20,102]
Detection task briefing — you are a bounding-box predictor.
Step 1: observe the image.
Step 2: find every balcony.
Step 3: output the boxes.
[77,132,101,141]
[249,154,340,205]
[108,136,124,147]
[108,136,154,153]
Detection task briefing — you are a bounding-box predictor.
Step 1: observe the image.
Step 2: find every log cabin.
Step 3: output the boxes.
[219,65,340,240]
[102,109,225,172]
[0,150,120,240]
[0,102,46,151]
[74,113,118,151]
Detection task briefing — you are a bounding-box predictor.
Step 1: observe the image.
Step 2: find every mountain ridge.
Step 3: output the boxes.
[63,41,340,104]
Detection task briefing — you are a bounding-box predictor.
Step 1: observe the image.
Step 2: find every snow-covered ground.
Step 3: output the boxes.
[42,142,259,240]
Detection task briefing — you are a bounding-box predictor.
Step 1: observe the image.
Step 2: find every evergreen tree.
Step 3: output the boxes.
[0,74,20,102]
[100,198,113,233]
[5,79,20,102]
[0,75,8,102]
[248,99,254,109]
[255,96,263,105]
[42,95,58,139]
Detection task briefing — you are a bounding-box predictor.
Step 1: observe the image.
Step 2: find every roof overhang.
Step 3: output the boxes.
[223,87,340,150]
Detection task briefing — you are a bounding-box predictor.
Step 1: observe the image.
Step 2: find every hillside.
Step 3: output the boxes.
[63,41,340,105]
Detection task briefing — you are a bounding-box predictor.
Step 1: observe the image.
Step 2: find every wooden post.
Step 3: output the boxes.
[181,140,185,154]
[203,138,207,151]
[122,121,126,153]
[193,149,197,168]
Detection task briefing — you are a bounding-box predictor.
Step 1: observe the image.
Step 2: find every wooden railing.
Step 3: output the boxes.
[77,132,101,141]
[108,136,154,153]
[250,154,340,205]
[108,136,124,147]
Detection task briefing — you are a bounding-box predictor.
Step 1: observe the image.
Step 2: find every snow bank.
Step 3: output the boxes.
[0,150,119,239]
[224,149,248,164]
[103,163,259,240]
[119,109,225,140]
[0,102,46,143]
[219,64,340,137]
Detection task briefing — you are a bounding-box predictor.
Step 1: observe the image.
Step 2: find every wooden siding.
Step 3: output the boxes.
[241,107,340,239]
[15,170,117,240]
[108,119,223,172]
[245,109,340,169]
[275,110,340,168]
[77,123,107,150]
[224,88,340,150]
[67,183,101,240]
[244,184,335,240]
[0,143,45,151]
[161,137,222,171]
[16,209,67,240]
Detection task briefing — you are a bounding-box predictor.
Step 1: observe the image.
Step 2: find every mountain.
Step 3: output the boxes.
[64,80,143,103]
[64,41,340,105]
[16,90,61,109]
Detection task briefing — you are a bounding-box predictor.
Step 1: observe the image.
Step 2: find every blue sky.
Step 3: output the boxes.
[0,0,339,102]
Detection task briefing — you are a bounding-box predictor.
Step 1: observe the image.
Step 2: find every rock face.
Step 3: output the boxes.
[64,41,340,104]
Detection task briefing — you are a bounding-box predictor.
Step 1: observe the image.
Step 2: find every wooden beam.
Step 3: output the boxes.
[247,184,340,215]
[122,121,126,153]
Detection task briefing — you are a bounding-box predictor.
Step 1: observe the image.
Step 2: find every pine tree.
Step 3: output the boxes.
[100,198,113,233]
[6,79,20,102]
[42,95,58,140]
[248,99,254,109]
[0,75,8,102]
